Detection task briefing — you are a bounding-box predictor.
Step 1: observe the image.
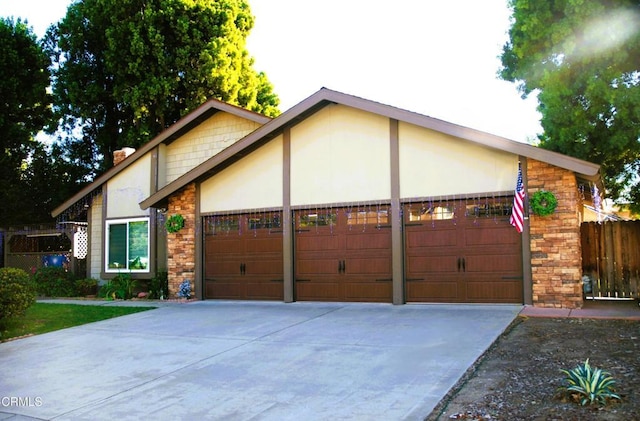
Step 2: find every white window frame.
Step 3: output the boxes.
[105,217,150,273]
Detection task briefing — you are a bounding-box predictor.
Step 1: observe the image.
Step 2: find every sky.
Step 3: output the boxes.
[0,0,542,143]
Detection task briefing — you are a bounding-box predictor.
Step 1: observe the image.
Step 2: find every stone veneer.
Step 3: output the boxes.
[527,159,583,309]
[166,183,196,298]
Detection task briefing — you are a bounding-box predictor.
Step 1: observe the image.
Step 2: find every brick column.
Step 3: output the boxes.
[527,160,583,309]
[166,183,196,298]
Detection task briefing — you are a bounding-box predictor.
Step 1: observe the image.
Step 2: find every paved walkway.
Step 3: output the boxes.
[1,301,522,421]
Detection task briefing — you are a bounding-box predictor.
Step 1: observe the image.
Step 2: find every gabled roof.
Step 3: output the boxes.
[52,99,271,217]
[140,87,601,210]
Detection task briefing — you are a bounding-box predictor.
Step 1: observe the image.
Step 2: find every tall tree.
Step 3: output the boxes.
[46,0,279,173]
[0,18,52,226]
[500,0,640,210]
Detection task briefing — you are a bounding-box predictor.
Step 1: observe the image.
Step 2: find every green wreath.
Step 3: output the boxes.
[165,214,185,233]
[530,190,558,216]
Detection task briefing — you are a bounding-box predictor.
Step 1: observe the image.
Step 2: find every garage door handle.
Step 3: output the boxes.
[405,222,422,227]
[270,279,283,283]
[501,276,523,280]
[406,278,424,282]
[457,257,461,272]
[296,279,311,282]
[376,224,392,229]
[375,278,392,282]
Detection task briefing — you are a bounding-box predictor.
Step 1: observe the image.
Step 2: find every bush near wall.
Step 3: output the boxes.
[0,267,37,323]
[33,267,78,297]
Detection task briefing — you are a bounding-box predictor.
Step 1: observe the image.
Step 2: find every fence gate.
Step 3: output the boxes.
[581,221,640,299]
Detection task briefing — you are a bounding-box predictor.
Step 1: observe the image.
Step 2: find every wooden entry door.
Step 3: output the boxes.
[294,206,393,302]
[405,199,523,303]
[204,213,283,300]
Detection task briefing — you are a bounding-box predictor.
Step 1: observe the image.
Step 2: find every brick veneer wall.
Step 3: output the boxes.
[527,159,583,308]
[166,183,196,298]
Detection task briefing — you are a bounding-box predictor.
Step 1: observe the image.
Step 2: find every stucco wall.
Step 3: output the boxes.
[528,159,583,309]
[398,122,518,198]
[106,154,151,218]
[164,113,262,187]
[290,104,391,205]
[200,135,283,212]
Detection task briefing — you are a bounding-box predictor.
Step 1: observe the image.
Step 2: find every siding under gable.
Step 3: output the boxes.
[89,193,103,280]
[164,112,262,187]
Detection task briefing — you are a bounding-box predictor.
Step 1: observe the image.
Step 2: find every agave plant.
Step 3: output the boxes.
[560,359,621,406]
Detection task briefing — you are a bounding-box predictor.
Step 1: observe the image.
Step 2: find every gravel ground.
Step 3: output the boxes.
[426,316,640,421]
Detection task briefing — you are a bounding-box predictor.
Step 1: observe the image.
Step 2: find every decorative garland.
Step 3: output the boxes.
[530,190,558,216]
[165,214,185,233]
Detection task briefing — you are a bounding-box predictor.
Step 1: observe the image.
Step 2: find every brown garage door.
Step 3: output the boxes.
[405,198,523,303]
[204,212,283,300]
[295,206,392,302]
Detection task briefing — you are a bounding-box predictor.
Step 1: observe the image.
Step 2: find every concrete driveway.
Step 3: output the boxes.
[0,301,520,420]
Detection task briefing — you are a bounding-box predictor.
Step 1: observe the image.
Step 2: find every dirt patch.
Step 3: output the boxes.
[426,316,640,420]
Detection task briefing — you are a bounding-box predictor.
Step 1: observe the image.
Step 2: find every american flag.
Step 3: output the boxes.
[510,163,525,233]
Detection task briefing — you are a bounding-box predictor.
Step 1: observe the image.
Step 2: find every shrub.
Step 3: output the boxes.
[75,278,98,296]
[149,271,168,299]
[98,273,138,300]
[33,267,77,297]
[0,267,37,323]
[559,359,621,406]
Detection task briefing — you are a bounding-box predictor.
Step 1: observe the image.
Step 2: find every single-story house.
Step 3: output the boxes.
[52,88,603,308]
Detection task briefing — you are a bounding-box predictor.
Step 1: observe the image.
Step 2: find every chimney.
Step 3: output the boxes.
[113,147,136,166]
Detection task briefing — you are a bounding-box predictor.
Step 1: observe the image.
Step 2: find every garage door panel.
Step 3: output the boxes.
[296,234,343,252]
[205,280,245,299]
[244,260,283,277]
[204,212,283,301]
[296,282,340,301]
[206,237,243,254]
[406,228,458,248]
[406,255,458,273]
[206,259,242,277]
[406,280,459,301]
[464,226,520,247]
[346,232,391,250]
[245,237,283,253]
[345,283,392,301]
[465,280,523,302]
[404,199,523,304]
[296,258,340,276]
[345,257,391,276]
[464,255,521,274]
[294,206,393,302]
[246,281,283,299]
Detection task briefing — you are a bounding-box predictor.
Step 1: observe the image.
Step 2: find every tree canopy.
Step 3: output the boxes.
[500,0,640,210]
[46,0,280,174]
[0,18,53,226]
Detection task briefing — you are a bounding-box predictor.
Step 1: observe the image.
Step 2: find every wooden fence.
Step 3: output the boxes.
[581,221,640,299]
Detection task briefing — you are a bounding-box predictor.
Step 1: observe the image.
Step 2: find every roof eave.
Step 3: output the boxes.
[52,99,271,218]
[139,87,603,210]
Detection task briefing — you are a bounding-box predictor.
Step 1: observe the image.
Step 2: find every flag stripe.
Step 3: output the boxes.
[510,164,525,233]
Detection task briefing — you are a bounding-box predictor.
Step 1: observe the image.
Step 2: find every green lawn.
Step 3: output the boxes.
[0,303,156,342]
